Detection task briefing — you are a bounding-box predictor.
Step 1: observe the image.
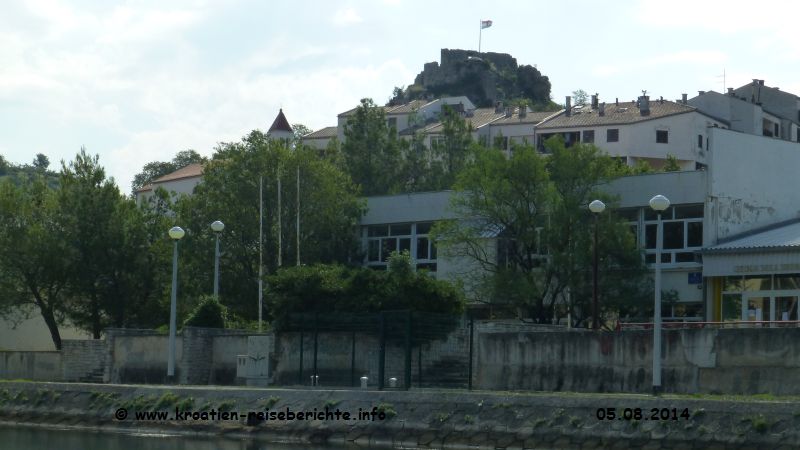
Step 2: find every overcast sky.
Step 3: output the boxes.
[3,0,800,193]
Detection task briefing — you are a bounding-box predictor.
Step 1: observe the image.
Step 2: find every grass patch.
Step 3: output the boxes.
[434,412,450,423]
[259,396,280,409]
[532,417,547,428]
[154,393,180,410]
[175,396,194,411]
[749,414,770,434]
[217,400,235,412]
[324,399,339,409]
[376,403,397,419]
[464,414,474,424]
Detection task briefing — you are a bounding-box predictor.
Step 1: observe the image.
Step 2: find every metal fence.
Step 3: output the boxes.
[273,311,474,390]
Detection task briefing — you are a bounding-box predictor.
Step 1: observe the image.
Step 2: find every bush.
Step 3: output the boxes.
[183,295,227,328]
[266,253,464,326]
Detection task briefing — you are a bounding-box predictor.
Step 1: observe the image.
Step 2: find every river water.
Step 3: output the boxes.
[0,425,351,450]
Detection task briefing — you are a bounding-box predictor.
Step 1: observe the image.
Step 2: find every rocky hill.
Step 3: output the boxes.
[389,49,555,109]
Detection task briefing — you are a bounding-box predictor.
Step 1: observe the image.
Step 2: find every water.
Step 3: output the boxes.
[0,425,348,450]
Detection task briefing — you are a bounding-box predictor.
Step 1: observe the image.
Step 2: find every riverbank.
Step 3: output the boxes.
[1,381,799,449]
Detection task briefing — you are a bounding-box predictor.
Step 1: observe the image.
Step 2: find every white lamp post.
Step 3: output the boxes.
[589,200,606,330]
[167,226,185,382]
[649,194,670,395]
[211,220,225,297]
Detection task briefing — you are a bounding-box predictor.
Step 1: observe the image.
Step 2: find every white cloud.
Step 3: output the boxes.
[332,7,363,27]
[591,50,728,78]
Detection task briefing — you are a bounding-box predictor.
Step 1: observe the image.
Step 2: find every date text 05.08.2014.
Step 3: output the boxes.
[595,408,691,421]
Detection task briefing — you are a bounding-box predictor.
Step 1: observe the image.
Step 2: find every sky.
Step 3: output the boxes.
[2,0,800,193]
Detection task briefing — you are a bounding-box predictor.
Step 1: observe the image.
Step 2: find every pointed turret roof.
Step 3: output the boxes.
[268,109,293,133]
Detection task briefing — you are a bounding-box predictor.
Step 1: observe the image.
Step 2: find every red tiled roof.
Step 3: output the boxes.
[268,109,293,133]
[151,163,204,183]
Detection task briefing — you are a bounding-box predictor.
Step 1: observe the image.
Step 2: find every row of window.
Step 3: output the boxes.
[364,222,437,272]
[620,204,703,265]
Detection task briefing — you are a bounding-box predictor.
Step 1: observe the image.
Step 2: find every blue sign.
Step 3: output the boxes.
[688,272,702,284]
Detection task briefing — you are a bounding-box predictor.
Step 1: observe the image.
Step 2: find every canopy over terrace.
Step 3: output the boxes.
[702,219,800,322]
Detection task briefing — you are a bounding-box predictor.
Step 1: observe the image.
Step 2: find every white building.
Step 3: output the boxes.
[731,79,800,142]
[535,95,727,171]
[358,127,800,323]
[689,89,800,142]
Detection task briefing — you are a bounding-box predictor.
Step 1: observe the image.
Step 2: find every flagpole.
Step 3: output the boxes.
[258,175,263,332]
[277,168,282,267]
[296,166,300,266]
[478,20,482,53]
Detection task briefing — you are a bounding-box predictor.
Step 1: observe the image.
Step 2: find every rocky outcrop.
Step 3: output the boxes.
[392,49,551,108]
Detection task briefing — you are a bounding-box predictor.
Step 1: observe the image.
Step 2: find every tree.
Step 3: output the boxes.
[0,176,70,349]
[664,154,681,172]
[341,98,402,195]
[572,89,589,106]
[436,137,649,325]
[32,153,50,171]
[57,149,169,337]
[291,123,312,147]
[172,130,364,321]
[430,105,475,189]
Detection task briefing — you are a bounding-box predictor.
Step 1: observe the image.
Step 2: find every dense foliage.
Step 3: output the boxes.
[265,252,464,327]
[435,137,651,326]
[184,295,228,329]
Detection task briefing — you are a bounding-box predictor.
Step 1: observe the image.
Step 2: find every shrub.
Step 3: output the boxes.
[184,295,227,328]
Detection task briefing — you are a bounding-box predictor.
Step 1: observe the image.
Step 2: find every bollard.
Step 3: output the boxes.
[360,376,368,389]
[389,377,397,388]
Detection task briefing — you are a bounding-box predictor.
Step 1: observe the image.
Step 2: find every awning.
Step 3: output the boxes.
[702,220,800,277]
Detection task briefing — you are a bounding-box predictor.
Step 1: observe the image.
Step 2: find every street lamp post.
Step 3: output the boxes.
[649,194,670,395]
[211,220,225,297]
[589,200,606,330]
[167,226,185,382]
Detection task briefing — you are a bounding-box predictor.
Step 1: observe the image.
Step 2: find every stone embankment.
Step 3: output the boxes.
[1,381,799,449]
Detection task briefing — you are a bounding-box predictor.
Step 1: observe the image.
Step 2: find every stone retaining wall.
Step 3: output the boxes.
[0,381,798,449]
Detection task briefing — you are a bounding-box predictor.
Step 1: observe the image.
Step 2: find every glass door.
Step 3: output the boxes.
[775,296,799,323]
[744,296,769,322]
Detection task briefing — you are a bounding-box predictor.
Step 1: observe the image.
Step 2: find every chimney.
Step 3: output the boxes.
[698,91,705,96]
[727,88,734,95]
[659,96,663,104]
[495,101,503,114]
[565,96,571,116]
[599,102,605,116]
[681,93,688,104]
[591,94,598,109]
[519,105,527,118]
[639,95,650,116]
[615,97,619,106]
[759,80,765,86]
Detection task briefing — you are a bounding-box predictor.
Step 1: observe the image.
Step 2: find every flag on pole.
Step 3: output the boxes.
[481,19,493,29]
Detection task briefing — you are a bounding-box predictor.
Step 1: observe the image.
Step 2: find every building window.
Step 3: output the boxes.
[697,134,703,148]
[641,204,703,265]
[607,129,619,142]
[582,130,595,143]
[363,222,437,272]
[656,130,669,144]
[387,117,397,129]
[774,123,780,137]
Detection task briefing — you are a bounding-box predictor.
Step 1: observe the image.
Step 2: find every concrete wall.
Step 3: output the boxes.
[0,351,62,381]
[109,332,181,384]
[476,327,800,395]
[61,340,106,382]
[707,127,800,241]
[0,313,91,351]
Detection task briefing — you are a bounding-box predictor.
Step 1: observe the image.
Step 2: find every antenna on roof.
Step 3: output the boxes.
[641,90,647,96]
